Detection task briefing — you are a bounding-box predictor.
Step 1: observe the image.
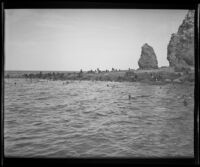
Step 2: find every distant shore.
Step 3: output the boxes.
[5,67,194,85]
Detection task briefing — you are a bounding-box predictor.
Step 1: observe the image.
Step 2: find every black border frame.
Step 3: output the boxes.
[1,0,199,166]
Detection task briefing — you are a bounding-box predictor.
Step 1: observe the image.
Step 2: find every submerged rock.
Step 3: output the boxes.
[138,43,158,69]
[167,10,194,69]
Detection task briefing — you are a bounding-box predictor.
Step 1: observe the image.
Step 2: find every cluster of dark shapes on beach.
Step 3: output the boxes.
[5,66,194,84]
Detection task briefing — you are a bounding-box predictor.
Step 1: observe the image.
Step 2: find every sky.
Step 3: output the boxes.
[5,9,188,71]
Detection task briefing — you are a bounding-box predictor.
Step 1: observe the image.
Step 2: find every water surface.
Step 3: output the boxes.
[4,78,194,157]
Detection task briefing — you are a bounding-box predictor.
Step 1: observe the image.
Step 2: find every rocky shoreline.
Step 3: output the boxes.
[5,66,194,85]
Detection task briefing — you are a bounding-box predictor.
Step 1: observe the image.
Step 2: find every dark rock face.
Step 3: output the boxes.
[138,43,158,69]
[167,10,194,68]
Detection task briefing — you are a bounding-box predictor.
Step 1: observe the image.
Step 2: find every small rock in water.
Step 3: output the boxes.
[183,99,188,106]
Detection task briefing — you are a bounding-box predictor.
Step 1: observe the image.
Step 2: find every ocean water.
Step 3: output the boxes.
[4,78,194,157]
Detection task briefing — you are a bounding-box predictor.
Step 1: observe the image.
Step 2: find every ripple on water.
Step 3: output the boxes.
[4,78,194,157]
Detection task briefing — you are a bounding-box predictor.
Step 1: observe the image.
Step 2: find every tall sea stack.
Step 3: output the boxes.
[138,43,158,69]
[167,10,194,69]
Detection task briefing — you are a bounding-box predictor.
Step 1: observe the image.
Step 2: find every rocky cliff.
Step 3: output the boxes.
[138,43,158,69]
[167,10,194,69]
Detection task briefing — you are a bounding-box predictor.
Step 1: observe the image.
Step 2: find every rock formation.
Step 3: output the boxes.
[167,10,194,69]
[138,43,158,69]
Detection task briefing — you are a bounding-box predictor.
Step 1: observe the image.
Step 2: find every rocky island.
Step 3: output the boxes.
[138,43,158,70]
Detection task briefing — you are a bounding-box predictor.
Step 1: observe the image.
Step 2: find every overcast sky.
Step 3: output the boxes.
[5,9,188,71]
